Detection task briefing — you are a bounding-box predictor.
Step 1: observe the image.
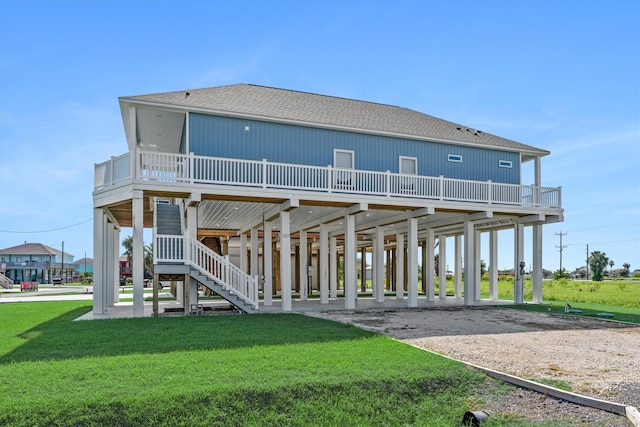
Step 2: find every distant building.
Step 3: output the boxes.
[0,243,78,284]
[76,257,94,274]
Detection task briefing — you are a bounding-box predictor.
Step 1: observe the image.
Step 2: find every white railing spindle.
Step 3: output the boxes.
[96,150,562,209]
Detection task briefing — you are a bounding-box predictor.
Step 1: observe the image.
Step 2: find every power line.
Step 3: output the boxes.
[0,218,92,234]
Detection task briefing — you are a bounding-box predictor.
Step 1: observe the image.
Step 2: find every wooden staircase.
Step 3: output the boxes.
[154,203,259,313]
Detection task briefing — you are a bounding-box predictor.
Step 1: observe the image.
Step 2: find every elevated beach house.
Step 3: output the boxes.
[93,84,563,316]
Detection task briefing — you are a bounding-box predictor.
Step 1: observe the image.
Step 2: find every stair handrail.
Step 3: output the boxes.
[186,237,259,310]
[0,273,13,289]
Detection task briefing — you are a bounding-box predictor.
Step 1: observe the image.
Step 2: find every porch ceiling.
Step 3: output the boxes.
[103,191,552,238]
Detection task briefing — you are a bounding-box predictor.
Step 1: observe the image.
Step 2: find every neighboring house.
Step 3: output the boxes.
[93,84,563,316]
[119,256,132,280]
[75,257,94,274]
[0,243,79,284]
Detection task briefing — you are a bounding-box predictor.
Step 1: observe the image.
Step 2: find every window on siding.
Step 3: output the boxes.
[334,149,354,169]
[399,156,417,174]
[448,154,463,163]
[499,160,513,168]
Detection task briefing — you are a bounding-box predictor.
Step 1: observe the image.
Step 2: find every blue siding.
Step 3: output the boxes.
[189,113,520,184]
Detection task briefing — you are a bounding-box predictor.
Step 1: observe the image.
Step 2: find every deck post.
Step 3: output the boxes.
[463,219,476,306]
[280,211,292,311]
[132,189,145,317]
[106,223,115,308]
[438,235,447,299]
[454,235,462,298]
[330,236,337,298]
[299,230,308,300]
[250,227,259,278]
[407,218,418,308]
[319,224,329,304]
[263,221,273,306]
[344,214,357,309]
[489,230,498,300]
[112,227,120,304]
[475,229,482,301]
[514,222,525,304]
[395,232,404,300]
[93,209,107,314]
[374,226,385,303]
[239,233,248,272]
[532,223,543,303]
[425,228,435,301]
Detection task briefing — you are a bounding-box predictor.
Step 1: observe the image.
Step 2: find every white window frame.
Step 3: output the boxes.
[334,149,354,169]
[448,154,463,163]
[399,156,418,175]
[499,160,513,168]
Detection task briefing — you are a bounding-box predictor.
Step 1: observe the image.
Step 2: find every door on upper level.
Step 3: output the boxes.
[399,156,417,193]
[333,149,354,189]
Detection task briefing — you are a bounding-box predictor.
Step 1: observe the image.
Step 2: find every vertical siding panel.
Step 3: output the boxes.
[189,113,521,185]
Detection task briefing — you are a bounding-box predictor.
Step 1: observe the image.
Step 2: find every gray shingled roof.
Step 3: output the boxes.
[0,243,69,256]
[120,84,548,155]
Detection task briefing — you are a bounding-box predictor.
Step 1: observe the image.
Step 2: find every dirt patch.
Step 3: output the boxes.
[306,307,640,426]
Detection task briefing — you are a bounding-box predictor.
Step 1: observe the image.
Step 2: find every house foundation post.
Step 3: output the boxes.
[186,200,199,308]
[407,218,418,308]
[112,227,120,304]
[330,236,337,298]
[299,230,308,300]
[263,220,273,306]
[395,232,404,299]
[106,222,117,307]
[454,235,462,298]
[374,226,385,303]
[532,224,543,303]
[344,214,357,309]
[463,220,476,306]
[250,227,259,278]
[475,229,482,301]
[280,211,292,312]
[132,189,144,317]
[93,209,107,314]
[438,235,447,299]
[425,228,435,301]
[514,223,525,304]
[489,230,498,300]
[239,233,248,273]
[319,224,329,304]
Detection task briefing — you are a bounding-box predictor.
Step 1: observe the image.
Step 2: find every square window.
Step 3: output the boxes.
[399,156,417,174]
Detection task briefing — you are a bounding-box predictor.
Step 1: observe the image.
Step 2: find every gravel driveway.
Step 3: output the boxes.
[306,307,640,426]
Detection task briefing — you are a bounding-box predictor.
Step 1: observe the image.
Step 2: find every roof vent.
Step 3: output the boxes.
[456,126,462,131]
[185,91,190,98]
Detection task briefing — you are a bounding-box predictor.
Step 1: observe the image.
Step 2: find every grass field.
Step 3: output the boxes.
[2,278,637,425]
[1,301,532,427]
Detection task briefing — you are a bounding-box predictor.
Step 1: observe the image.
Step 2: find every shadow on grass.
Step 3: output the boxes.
[0,307,375,364]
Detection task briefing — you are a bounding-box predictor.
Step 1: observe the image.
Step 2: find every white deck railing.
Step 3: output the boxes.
[95,150,561,209]
[154,234,259,310]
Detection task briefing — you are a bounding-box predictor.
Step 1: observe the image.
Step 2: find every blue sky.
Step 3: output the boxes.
[1,0,638,273]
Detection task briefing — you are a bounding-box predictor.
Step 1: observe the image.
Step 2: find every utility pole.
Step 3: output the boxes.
[555,232,567,272]
[585,244,589,280]
[61,241,65,284]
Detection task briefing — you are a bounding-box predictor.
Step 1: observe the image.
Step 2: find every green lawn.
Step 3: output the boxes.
[1,301,511,427]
